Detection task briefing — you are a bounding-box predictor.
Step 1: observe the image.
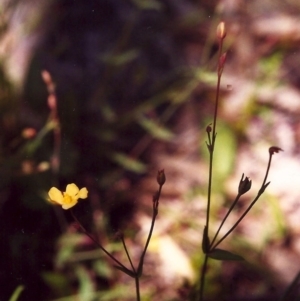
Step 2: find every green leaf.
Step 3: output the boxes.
[93,260,113,279]
[195,69,217,86]
[111,152,147,173]
[137,115,174,141]
[8,286,25,301]
[212,123,236,181]
[208,248,244,261]
[76,265,95,301]
[41,272,70,296]
[55,234,85,268]
[101,49,139,66]
[23,120,57,155]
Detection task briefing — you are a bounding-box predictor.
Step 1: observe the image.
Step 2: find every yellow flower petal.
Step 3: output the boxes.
[66,183,79,196]
[48,187,64,205]
[62,200,78,210]
[78,187,88,199]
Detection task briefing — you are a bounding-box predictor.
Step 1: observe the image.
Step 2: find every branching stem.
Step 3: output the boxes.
[212,152,274,250]
[70,210,130,272]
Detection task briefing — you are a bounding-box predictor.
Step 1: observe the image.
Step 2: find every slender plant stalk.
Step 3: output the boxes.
[210,193,242,248]
[41,70,61,175]
[199,254,209,301]
[121,236,136,272]
[135,181,163,301]
[198,28,225,301]
[42,71,68,231]
[138,185,161,270]
[205,37,223,235]
[70,209,130,271]
[135,276,141,301]
[134,195,158,301]
[121,236,140,301]
[198,22,282,301]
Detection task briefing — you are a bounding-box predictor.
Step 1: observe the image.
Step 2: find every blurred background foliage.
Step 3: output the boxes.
[1,0,300,300]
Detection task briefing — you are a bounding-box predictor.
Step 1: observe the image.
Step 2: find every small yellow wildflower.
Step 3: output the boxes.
[48,183,88,210]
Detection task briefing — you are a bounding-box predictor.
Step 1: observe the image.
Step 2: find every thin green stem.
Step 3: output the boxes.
[212,153,273,250]
[121,236,136,273]
[205,38,223,237]
[210,193,242,248]
[199,254,209,301]
[199,37,224,301]
[205,145,214,234]
[261,152,272,191]
[135,276,141,301]
[211,39,223,138]
[138,185,162,273]
[70,210,130,271]
[133,183,162,301]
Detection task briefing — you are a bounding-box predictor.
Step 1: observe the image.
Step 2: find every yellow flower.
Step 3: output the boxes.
[48,183,88,209]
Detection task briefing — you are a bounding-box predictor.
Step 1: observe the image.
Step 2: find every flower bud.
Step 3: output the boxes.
[269,146,283,155]
[206,124,212,133]
[114,231,124,240]
[157,169,166,186]
[217,21,226,40]
[238,174,252,195]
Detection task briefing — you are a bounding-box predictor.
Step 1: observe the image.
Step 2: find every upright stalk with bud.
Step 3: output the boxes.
[198,22,282,301]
